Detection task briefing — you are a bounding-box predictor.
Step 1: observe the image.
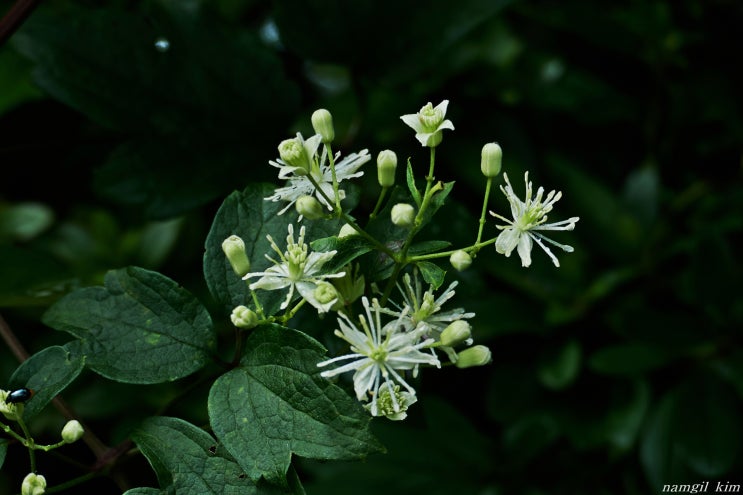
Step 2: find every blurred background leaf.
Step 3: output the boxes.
[1,0,742,493]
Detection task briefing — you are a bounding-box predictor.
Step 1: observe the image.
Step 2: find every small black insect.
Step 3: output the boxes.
[5,387,34,404]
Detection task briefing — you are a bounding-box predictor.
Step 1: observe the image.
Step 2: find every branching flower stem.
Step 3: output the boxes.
[304,173,395,257]
[475,176,494,249]
[325,143,342,213]
[381,147,440,306]
[409,236,498,262]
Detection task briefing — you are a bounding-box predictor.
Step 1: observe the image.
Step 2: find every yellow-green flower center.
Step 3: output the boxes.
[286,243,307,280]
[418,103,443,131]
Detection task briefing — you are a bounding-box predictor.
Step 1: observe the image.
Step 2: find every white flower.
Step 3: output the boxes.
[490,172,579,267]
[243,224,345,313]
[265,132,370,215]
[22,472,46,495]
[400,100,455,147]
[380,272,475,340]
[317,297,440,418]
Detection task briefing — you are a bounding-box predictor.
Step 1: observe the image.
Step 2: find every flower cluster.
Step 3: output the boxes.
[223,99,578,420]
[264,132,370,215]
[243,224,345,313]
[317,297,440,420]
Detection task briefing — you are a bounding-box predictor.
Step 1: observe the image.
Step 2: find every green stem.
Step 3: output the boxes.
[369,186,388,219]
[340,213,395,257]
[380,147,442,305]
[34,440,68,452]
[250,289,265,319]
[283,298,307,322]
[475,176,493,249]
[17,415,35,472]
[0,420,26,443]
[325,143,342,214]
[408,236,499,262]
[306,174,338,216]
[413,147,436,226]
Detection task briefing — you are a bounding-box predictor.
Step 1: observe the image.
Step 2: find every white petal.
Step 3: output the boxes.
[516,231,533,267]
[400,113,425,133]
[495,227,521,256]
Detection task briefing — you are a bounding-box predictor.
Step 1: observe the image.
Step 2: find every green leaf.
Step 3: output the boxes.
[674,375,741,477]
[310,235,375,273]
[588,343,672,375]
[0,439,6,470]
[406,158,422,207]
[122,489,164,495]
[502,414,560,467]
[8,345,84,420]
[416,181,456,231]
[640,391,688,487]
[0,245,72,308]
[0,202,54,242]
[42,267,215,384]
[131,416,260,495]
[273,0,511,86]
[408,240,452,256]
[548,155,641,260]
[415,261,446,290]
[12,3,300,218]
[604,379,651,452]
[208,324,384,485]
[638,376,740,485]
[0,47,43,115]
[537,339,581,390]
[203,183,342,316]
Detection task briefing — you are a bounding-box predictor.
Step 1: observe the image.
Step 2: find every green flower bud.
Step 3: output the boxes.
[222,235,251,277]
[314,281,338,305]
[440,320,472,347]
[61,419,84,443]
[480,142,502,178]
[231,305,259,330]
[449,250,472,271]
[391,203,415,228]
[338,223,358,239]
[22,473,46,495]
[376,149,397,188]
[311,109,335,143]
[295,195,324,220]
[278,137,311,174]
[455,345,492,368]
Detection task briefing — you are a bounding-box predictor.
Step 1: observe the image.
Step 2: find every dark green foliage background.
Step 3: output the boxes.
[1,0,741,493]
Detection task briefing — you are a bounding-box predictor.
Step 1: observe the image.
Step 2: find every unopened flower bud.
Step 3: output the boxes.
[61,419,84,443]
[449,250,472,271]
[295,195,324,220]
[440,320,472,347]
[391,203,415,228]
[278,137,311,174]
[311,109,335,143]
[480,142,502,178]
[22,473,46,495]
[314,281,338,305]
[222,235,251,277]
[231,305,259,329]
[376,150,397,188]
[338,223,358,239]
[455,345,492,368]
